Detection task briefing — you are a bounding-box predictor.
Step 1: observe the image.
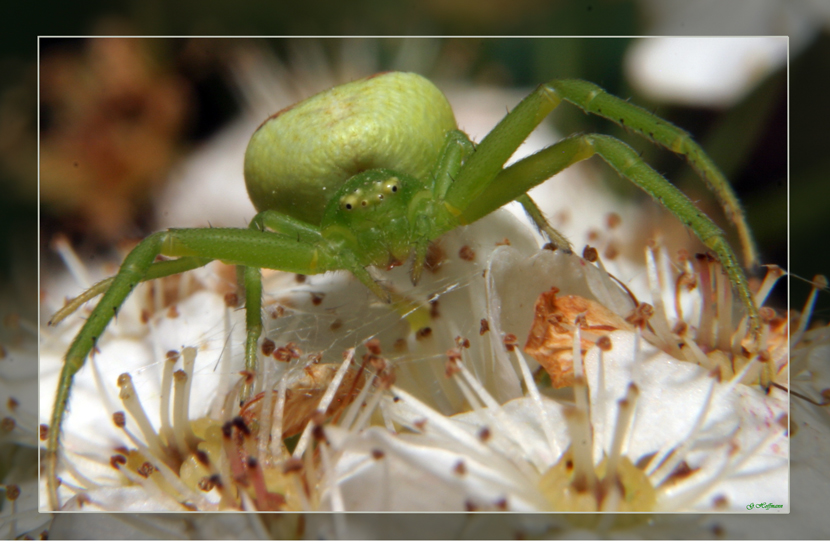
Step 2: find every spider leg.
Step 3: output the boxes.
[515,193,572,252]
[239,210,327,394]
[401,130,472,284]
[442,79,757,269]
[240,264,262,398]
[46,225,340,509]
[547,79,758,268]
[418,130,571,278]
[441,82,565,218]
[457,132,760,336]
[48,257,213,327]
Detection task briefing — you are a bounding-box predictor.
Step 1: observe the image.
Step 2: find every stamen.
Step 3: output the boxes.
[2,484,18,538]
[293,348,354,458]
[351,381,385,433]
[587,254,631,315]
[753,265,786,307]
[572,324,591,419]
[116,422,214,510]
[659,426,785,511]
[593,336,609,434]
[270,374,288,457]
[631,327,643,383]
[222,375,247,423]
[730,352,765,387]
[453,354,502,410]
[696,255,716,350]
[653,384,719,491]
[51,234,92,288]
[338,366,377,431]
[117,374,171,465]
[177,269,192,306]
[378,393,399,433]
[319,437,345,512]
[563,405,596,493]
[604,383,639,489]
[388,387,489,455]
[674,271,697,325]
[449,367,485,411]
[210,443,236,510]
[513,349,558,462]
[179,347,199,448]
[455,355,545,473]
[715,262,733,352]
[792,275,828,346]
[171,369,192,459]
[257,364,278,464]
[152,279,164,323]
[238,488,257,512]
[113,457,184,509]
[645,246,683,357]
[680,336,717,371]
[285,462,313,512]
[656,246,678,318]
[247,457,285,511]
[59,452,100,491]
[158,351,178,452]
[89,352,118,421]
[302,436,318,505]
[220,421,247,485]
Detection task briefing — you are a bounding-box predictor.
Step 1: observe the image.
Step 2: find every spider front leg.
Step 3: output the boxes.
[236,211,328,397]
[428,129,572,256]
[45,223,343,509]
[454,131,760,336]
[548,79,759,269]
[438,82,760,336]
[445,78,757,268]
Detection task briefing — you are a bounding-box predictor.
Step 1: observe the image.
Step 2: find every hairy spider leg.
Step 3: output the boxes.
[47,257,213,327]
[443,79,756,268]
[548,79,758,269]
[437,81,760,336]
[239,209,334,395]
[430,130,571,254]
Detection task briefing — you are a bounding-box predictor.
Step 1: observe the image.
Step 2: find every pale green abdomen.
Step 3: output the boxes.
[244,72,457,226]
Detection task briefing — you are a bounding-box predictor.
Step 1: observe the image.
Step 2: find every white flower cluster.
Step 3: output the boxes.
[37,207,791,526]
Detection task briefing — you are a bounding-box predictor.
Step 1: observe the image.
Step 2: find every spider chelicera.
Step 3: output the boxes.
[45,71,760,508]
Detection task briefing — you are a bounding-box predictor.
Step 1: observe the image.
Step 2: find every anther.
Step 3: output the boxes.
[582,245,599,262]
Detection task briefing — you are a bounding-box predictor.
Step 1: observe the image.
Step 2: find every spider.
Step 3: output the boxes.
[44,71,760,509]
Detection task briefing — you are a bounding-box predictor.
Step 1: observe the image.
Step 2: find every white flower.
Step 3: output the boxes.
[40,200,789,519]
[36,40,802,537]
[628,4,827,107]
[626,37,788,108]
[0,309,52,539]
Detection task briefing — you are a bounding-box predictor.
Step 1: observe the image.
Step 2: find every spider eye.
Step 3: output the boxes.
[382,177,400,194]
[378,194,384,200]
[361,200,368,207]
[341,193,360,211]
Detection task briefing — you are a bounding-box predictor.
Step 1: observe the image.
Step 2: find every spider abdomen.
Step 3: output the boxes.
[244,72,457,227]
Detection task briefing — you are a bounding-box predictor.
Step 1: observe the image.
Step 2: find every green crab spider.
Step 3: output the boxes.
[45,71,760,509]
